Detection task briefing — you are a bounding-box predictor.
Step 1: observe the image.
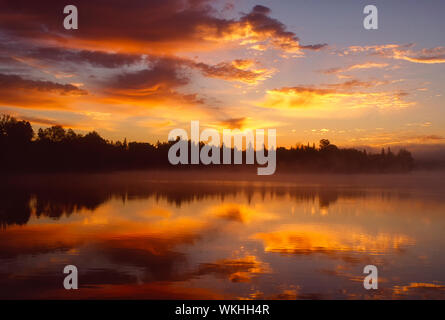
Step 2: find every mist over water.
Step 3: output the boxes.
[1,171,445,299]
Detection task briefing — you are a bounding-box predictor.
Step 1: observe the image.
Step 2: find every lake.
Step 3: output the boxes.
[1,171,445,299]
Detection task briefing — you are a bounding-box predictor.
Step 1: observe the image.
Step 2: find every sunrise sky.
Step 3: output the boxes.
[0,0,444,149]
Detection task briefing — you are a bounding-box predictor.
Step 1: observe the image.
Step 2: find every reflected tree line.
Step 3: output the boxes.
[0,173,406,228]
[0,114,414,173]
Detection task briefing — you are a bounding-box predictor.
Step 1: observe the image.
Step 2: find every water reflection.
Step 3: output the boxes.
[1,172,445,299]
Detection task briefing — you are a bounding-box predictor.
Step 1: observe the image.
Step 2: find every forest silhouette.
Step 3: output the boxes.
[0,114,414,173]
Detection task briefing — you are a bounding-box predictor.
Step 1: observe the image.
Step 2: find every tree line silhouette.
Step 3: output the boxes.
[0,114,414,173]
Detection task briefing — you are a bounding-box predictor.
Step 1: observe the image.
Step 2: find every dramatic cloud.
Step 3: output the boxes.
[0,73,87,109]
[225,5,328,53]
[0,1,325,54]
[93,57,209,111]
[0,73,86,95]
[192,59,274,84]
[397,47,445,64]
[98,56,274,107]
[108,59,189,91]
[27,47,145,68]
[0,1,327,121]
[0,0,442,147]
[0,0,222,52]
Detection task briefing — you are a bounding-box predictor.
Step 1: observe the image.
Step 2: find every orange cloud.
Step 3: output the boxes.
[217,117,248,130]
[340,44,445,64]
[260,81,413,114]
[396,47,445,64]
[0,73,86,95]
[211,5,327,54]
[0,73,87,109]
[192,59,274,84]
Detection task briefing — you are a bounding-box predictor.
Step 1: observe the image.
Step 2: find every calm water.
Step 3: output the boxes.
[1,171,445,299]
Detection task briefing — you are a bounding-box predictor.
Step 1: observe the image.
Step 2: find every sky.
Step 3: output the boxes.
[0,0,444,149]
